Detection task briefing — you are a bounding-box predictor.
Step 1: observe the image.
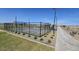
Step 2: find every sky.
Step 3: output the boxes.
[0,8,54,24]
[57,8,79,25]
[0,8,79,25]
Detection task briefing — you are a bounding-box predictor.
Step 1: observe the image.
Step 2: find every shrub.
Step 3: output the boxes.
[34,36,37,39]
[46,34,48,35]
[70,32,75,36]
[15,31,17,33]
[50,37,53,39]
[18,32,20,34]
[28,35,31,37]
[62,25,66,28]
[23,33,25,35]
[44,35,47,37]
[48,40,51,43]
[40,38,43,41]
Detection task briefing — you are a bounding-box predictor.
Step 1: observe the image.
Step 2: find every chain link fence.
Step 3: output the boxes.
[4,22,51,37]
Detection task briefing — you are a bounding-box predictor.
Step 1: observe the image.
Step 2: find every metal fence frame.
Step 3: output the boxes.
[4,22,51,37]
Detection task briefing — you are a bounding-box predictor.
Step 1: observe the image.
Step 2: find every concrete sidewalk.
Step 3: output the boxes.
[55,27,79,51]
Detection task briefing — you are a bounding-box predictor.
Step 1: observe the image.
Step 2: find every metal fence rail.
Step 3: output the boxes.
[4,22,51,37]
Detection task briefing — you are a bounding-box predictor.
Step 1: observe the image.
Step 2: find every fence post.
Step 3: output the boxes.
[7,23,8,31]
[48,24,51,32]
[24,22,26,34]
[15,16,17,33]
[10,23,11,32]
[5,23,7,30]
[14,21,17,33]
[4,23,5,30]
[9,23,10,31]
[12,23,13,32]
[19,24,21,33]
[18,23,21,33]
[10,23,11,31]
[22,23,25,34]
[13,22,15,32]
[28,21,30,37]
[47,24,48,33]
[40,22,42,37]
[21,23,23,33]
[45,24,46,34]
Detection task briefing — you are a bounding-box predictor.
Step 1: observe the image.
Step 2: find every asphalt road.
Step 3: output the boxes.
[55,27,79,51]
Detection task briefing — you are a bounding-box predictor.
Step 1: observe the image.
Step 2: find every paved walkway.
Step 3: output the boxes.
[55,27,79,51]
